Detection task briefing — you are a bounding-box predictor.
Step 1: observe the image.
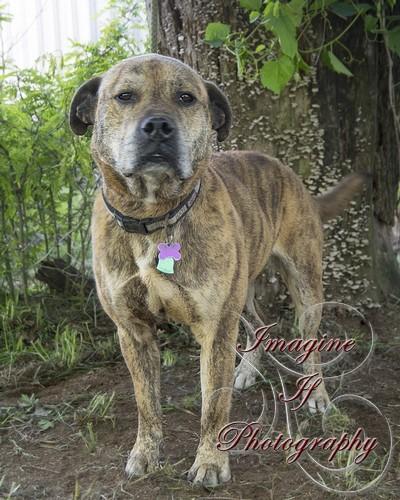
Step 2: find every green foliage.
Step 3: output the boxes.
[31,325,83,368]
[76,391,116,426]
[204,0,400,93]
[322,49,353,76]
[162,348,177,367]
[260,55,295,93]
[387,25,400,54]
[0,290,120,380]
[204,22,231,47]
[0,0,144,300]
[240,0,263,11]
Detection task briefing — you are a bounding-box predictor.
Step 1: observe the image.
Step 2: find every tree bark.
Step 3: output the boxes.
[150,0,400,300]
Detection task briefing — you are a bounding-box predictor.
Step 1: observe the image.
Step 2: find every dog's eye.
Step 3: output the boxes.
[116,92,135,102]
[178,92,196,106]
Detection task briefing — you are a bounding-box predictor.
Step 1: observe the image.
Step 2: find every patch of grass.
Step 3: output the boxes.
[78,421,98,453]
[31,324,83,368]
[333,447,388,491]
[182,390,201,410]
[0,293,118,389]
[90,335,118,360]
[323,406,356,435]
[75,391,116,427]
[162,348,177,367]
[0,296,48,365]
[0,393,68,431]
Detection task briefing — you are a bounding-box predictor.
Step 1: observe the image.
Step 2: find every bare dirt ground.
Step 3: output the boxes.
[1,304,399,499]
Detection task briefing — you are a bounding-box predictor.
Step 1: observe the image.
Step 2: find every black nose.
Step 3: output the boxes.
[139,116,176,141]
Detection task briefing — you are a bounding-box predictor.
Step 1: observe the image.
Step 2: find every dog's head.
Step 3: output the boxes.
[69,54,231,198]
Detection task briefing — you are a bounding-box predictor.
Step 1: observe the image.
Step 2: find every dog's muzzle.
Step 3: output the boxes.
[121,114,179,178]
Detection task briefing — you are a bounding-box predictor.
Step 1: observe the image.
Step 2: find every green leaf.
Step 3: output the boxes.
[249,11,260,23]
[268,14,298,58]
[322,49,353,76]
[329,2,370,18]
[204,22,231,48]
[354,3,372,14]
[264,2,274,16]
[240,0,262,11]
[38,419,55,431]
[297,54,311,72]
[329,2,357,18]
[255,44,266,53]
[260,55,295,94]
[284,0,305,27]
[310,0,337,11]
[364,15,377,33]
[387,27,400,56]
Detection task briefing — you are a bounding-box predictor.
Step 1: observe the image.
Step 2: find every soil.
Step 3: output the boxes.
[1,305,399,500]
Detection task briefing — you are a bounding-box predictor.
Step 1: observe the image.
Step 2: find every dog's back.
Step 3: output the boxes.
[211,150,366,225]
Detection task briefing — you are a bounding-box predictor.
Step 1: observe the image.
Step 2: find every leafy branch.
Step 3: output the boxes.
[204,0,400,94]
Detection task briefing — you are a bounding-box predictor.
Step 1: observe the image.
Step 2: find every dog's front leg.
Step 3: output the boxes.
[118,323,162,476]
[188,316,239,487]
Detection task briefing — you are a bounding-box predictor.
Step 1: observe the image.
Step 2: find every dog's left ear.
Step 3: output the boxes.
[69,76,102,136]
[204,81,232,142]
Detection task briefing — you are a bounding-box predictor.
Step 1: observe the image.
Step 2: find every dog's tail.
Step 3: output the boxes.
[315,173,368,223]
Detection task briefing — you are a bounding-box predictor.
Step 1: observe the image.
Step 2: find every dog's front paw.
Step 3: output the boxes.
[234,362,257,390]
[188,450,231,487]
[125,442,160,477]
[307,383,331,414]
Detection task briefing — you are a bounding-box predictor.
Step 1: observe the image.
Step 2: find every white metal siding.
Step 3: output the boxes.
[1,0,146,68]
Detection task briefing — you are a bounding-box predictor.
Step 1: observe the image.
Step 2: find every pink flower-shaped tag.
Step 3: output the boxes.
[157,243,181,261]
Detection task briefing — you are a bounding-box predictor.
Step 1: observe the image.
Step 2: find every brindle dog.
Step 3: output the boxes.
[69,54,365,487]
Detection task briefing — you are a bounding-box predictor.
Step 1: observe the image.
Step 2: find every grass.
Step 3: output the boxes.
[31,324,83,368]
[75,391,116,426]
[0,293,191,391]
[1,290,398,498]
[1,390,116,459]
[323,406,356,435]
[0,393,69,432]
[0,292,120,389]
[78,421,98,453]
[332,447,389,492]
[0,291,196,386]
[0,392,104,453]
[162,348,177,367]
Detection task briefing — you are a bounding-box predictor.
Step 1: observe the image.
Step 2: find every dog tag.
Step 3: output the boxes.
[157,256,175,274]
[157,242,181,274]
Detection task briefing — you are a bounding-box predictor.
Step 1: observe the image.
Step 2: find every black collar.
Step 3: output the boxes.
[101,180,201,235]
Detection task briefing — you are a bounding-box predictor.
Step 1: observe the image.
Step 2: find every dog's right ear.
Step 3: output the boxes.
[69,76,102,135]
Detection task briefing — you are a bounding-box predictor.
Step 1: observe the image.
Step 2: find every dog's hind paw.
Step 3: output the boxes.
[234,364,257,390]
[125,445,160,477]
[307,384,331,415]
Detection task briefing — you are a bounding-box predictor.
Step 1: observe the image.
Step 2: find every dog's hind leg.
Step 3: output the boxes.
[234,282,264,390]
[274,241,330,414]
[118,322,163,476]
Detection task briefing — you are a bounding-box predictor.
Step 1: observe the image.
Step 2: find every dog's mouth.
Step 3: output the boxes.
[143,153,171,164]
[121,142,187,181]
[132,148,178,173]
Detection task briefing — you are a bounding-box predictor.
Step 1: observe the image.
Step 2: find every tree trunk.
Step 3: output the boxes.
[149,0,400,301]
